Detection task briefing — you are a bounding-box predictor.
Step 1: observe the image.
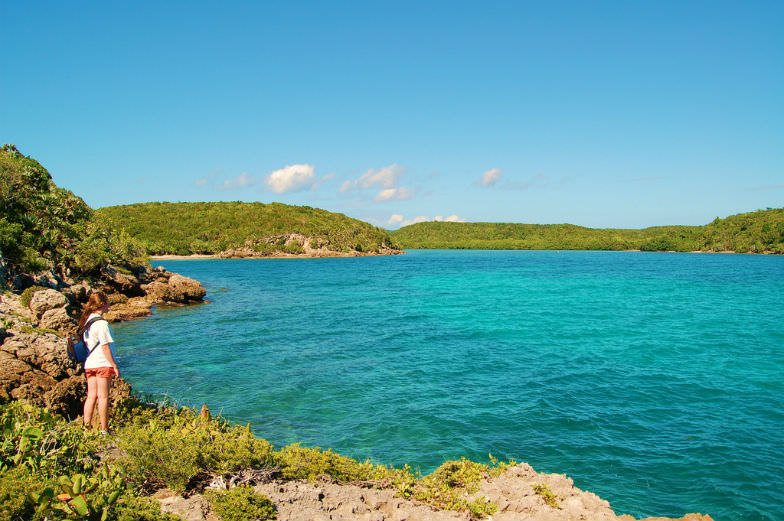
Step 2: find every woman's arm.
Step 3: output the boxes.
[100,344,121,377]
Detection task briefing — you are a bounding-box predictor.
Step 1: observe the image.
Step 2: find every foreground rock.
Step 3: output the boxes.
[155,464,713,521]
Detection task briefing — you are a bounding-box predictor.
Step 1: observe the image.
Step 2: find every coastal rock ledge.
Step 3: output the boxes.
[0,267,206,418]
[160,463,713,521]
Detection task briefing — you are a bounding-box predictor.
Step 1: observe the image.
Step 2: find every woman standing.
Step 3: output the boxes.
[79,291,120,434]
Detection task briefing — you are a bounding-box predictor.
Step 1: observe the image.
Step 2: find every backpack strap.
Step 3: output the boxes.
[80,317,108,356]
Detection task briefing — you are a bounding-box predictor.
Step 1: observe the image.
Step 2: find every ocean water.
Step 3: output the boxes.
[112,250,784,521]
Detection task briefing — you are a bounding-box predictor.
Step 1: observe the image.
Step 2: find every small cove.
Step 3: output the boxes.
[112,250,784,521]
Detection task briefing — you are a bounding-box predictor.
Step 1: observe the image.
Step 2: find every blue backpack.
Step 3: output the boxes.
[66,317,107,365]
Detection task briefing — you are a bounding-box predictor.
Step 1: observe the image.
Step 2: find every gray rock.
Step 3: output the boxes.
[29,289,68,320]
[167,274,206,302]
[101,265,143,296]
[39,307,73,333]
[157,493,216,521]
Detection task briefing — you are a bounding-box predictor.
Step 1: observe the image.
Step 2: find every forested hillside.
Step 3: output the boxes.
[96,202,400,256]
[0,145,147,287]
[389,209,784,253]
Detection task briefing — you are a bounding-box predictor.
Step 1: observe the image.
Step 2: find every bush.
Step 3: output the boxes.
[0,466,41,521]
[206,485,276,521]
[114,494,181,521]
[276,444,392,483]
[0,401,98,478]
[116,407,274,493]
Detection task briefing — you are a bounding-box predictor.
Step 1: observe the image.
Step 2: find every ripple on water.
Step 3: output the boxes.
[114,251,784,521]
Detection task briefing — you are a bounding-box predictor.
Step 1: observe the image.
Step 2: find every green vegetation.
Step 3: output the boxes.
[1,397,514,520]
[205,486,276,521]
[389,208,784,253]
[0,145,148,283]
[533,483,560,509]
[95,202,400,256]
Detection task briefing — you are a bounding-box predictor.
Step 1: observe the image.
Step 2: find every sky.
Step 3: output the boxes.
[1,1,782,229]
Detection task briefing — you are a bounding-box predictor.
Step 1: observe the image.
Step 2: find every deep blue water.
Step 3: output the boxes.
[112,250,784,521]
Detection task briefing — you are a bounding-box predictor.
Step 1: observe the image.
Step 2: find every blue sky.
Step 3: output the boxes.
[2,1,782,229]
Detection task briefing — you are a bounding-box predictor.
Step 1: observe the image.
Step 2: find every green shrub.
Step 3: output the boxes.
[114,494,181,521]
[407,457,514,519]
[116,418,208,492]
[280,241,304,255]
[0,401,98,478]
[206,485,276,521]
[533,483,560,509]
[204,424,274,473]
[0,466,41,521]
[276,444,392,483]
[117,407,274,493]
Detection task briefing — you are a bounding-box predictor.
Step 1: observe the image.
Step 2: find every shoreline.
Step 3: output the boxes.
[150,251,405,260]
[150,249,781,261]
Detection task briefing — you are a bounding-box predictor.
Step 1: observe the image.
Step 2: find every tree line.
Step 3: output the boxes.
[389,209,784,253]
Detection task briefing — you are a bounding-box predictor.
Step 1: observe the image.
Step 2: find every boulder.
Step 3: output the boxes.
[101,265,143,296]
[141,280,171,301]
[39,307,73,333]
[29,289,68,320]
[104,297,153,322]
[167,274,206,302]
[45,376,87,419]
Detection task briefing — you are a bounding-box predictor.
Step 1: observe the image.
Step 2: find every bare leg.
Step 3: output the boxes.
[83,375,98,428]
[96,377,112,431]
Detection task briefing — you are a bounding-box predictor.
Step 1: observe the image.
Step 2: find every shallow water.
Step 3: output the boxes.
[113,250,784,521]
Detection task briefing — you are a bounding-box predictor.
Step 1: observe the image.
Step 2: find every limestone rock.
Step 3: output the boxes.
[101,265,143,296]
[141,280,170,301]
[45,375,87,419]
[39,307,73,333]
[157,493,217,521]
[29,289,68,320]
[167,274,206,302]
[103,297,153,322]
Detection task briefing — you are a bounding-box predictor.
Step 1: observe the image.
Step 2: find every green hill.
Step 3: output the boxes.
[389,209,784,253]
[95,202,400,256]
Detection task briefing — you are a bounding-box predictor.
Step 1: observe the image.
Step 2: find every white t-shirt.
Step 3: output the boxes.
[83,313,116,370]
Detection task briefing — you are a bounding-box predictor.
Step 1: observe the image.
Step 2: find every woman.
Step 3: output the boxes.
[79,291,120,434]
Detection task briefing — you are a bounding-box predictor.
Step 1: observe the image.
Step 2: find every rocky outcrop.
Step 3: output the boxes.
[217,234,404,259]
[0,266,206,418]
[152,464,714,521]
[29,289,68,324]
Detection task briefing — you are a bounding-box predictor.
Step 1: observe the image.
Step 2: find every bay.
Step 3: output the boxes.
[112,250,784,521]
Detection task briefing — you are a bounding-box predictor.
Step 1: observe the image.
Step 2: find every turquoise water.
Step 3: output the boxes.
[112,250,784,521]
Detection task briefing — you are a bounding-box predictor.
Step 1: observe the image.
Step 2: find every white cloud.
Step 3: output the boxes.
[219,172,258,190]
[480,168,502,187]
[374,187,416,202]
[339,180,353,192]
[435,214,465,222]
[403,216,430,226]
[390,214,466,228]
[265,164,316,194]
[358,164,404,189]
[195,178,208,187]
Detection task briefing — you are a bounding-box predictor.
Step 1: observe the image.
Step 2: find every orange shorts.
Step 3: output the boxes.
[85,367,115,379]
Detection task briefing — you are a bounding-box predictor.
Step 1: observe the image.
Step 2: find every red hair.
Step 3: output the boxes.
[78,291,109,332]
